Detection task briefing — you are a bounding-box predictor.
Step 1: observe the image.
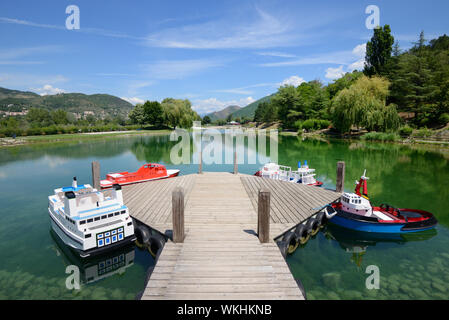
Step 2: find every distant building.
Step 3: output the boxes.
[0,110,28,117]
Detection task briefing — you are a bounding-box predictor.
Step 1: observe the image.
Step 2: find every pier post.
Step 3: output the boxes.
[336,161,345,193]
[233,149,238,174]
[198,150,203,174]
[91,161,100,190]
[257,188,270,243]
[172,187,185,243]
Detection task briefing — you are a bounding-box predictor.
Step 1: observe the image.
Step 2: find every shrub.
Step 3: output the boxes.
[360,132,400,141]
[413,127,433,138]
[301,119,331,131]
[439,113,449,125]
[399,125,413,137]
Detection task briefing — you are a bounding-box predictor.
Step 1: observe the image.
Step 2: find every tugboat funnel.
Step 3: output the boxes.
[72,177,77,188]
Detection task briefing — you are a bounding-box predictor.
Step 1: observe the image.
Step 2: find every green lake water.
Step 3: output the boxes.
[0,133,448,299]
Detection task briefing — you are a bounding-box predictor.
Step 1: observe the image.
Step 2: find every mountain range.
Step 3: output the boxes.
[205,94,275,121]
[0,87,134,118]
[205,105,241,121]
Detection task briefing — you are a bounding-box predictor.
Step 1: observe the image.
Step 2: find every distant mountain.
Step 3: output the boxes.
[0,87,134,117]
[230,94,275,119]
[205,105,241,121]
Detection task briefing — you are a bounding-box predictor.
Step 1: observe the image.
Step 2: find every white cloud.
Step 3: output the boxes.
[0,73,68,89]
[259,50,354,67]
[144,8,300,49]
[193,97,256,116]
[352,43,366,57]
[213,83,277,95]
[348,59,365,72]
[0,45,63,65]
[144,59,224,80]
[279,75,305,87]
[257,51,297,58]
[121,97,145,105]
[325,66,345,80]
[0,17,143,40]
[31,84,66,96]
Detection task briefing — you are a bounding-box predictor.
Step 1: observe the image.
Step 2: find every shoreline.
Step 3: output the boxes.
[1,126,448,151]
[0,129,172,148]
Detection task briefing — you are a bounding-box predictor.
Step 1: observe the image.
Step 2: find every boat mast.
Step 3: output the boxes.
[355,170,369,199]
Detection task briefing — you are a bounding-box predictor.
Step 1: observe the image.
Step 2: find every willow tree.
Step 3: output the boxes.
[161,98,200,129]
[331,76,400,133]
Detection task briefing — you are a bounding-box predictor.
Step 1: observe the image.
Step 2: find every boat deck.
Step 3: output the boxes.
[122,172,341,300]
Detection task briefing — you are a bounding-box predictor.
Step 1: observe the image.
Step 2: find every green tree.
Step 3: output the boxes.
[143,101,164,126]
[202,115,211,125]
[161,98,199,129]
[128,104,145,125]
[364,25,395,76]
[331,76,400,133]
[26,108,52,127]
[50,109,69,125]
[270,85,301,129]
[327,71,363,99]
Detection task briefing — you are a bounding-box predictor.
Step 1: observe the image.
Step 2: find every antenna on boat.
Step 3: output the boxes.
[72,177,77,188]
[361,169,369,180]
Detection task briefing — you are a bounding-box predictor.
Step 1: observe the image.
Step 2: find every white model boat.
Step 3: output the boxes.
[48,177,136,258]
[255,161,323,187]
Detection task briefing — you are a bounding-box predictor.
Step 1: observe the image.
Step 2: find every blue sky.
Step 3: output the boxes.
[1,0,448,115]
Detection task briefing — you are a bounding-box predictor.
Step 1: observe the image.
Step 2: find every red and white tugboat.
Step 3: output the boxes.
[325,170,438,233]
[100,163,180,189]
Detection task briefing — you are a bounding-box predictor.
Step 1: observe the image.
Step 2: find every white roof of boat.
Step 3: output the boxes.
[108,173,124,178]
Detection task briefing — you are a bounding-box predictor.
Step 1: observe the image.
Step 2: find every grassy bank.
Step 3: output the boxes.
[0,129,172,147]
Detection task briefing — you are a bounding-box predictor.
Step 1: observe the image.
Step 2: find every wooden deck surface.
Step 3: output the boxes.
[122,172,340,300]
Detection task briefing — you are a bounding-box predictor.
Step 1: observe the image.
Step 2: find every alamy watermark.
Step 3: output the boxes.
[169,122,278,165]
[365,265,380,290]
[365,5,380,30]
[65,265,80,290]
[66,5,80,30]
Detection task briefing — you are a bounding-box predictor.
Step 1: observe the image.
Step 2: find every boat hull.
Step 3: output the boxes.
[50,218,136,258]
[329,209,438,234]
[101,169,180,189]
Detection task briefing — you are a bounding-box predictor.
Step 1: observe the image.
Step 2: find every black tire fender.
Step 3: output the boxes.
[148,232,166,259]
[315,211,326,225]
[134,225,150,248]
[306,217,320,237]
[282,231,299,255]
[294,224,310,245]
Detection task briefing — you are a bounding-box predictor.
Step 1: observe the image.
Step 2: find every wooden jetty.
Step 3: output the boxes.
[115,166,343,300]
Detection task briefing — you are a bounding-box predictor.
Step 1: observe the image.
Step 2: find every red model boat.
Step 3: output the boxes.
[325,170,438,233]
[100,163,180,188]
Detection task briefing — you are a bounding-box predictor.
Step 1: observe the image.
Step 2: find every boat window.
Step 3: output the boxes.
[121,210,126,214]
[114,212,120,216]
[101,215,106,219]
[108,214,113,218]
[94,217,100,221]
[87,218,93,223]
[80,220,86,225]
